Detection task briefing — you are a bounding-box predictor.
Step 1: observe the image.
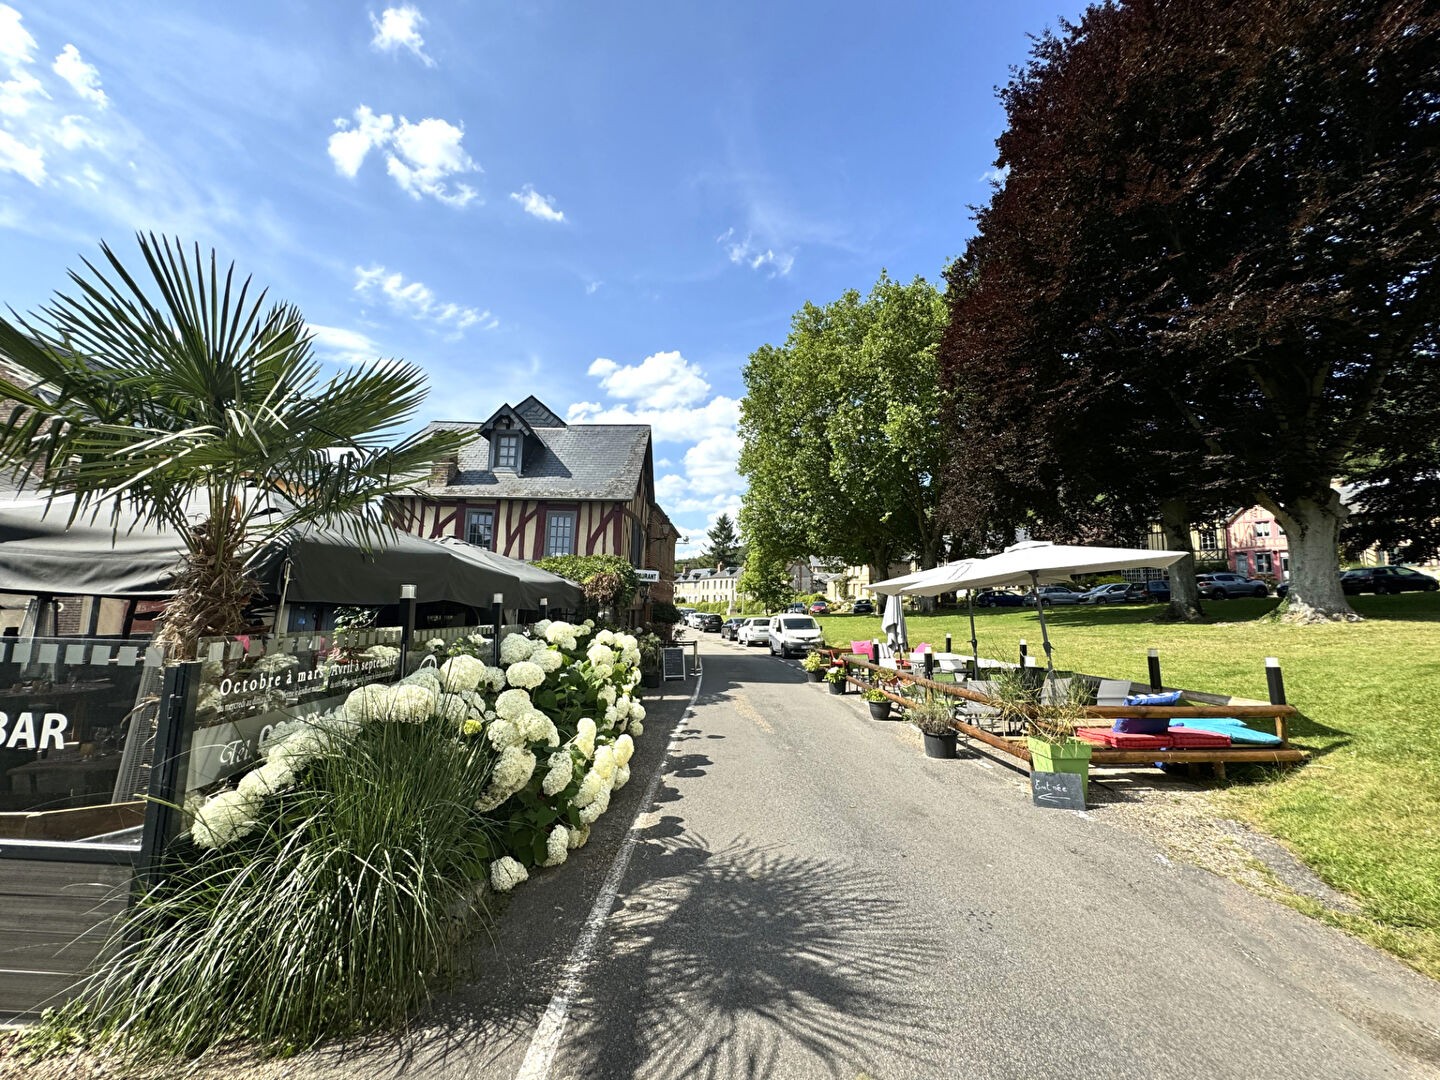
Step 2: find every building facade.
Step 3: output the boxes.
[390,396,678,612]
[673,566,742,607]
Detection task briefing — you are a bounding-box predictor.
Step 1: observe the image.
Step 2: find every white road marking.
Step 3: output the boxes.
[513,663,706,1080]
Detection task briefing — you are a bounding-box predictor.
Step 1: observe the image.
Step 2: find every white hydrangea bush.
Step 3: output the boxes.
[184,620,649,894]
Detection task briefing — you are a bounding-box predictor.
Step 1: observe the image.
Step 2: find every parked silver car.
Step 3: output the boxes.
[1021,585,1083,607]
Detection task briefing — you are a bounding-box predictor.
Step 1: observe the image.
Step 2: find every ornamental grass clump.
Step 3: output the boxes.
[905,692,957,736]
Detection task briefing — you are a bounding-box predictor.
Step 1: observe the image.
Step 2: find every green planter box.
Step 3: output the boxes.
[1027,737,1093,800]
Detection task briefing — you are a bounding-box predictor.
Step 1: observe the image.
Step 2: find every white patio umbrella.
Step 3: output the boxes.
[871,559,981,669]
[880,592,909,655]
[944,541,1188,672]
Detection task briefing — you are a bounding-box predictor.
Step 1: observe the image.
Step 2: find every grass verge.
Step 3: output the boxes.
[818,593,1440,979]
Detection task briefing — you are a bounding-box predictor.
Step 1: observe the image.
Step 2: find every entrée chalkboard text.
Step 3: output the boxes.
[1030,770,1086,811]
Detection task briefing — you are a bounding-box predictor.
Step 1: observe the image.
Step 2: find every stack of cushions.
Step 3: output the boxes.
[1082,688,1237,748]
[1171,718,1282,746]
[1112,690,1182,734]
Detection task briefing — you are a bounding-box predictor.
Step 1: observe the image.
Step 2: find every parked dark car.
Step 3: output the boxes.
[1340,565,1440,595]
[786,603,807,614]
[720,617,743,640]
[973,589,1025,608]
[1076,582,1143,605]
[696,612,723,632]
[1138,579,1171,602]
[851,598,875,615]
[1195,572,1269,599]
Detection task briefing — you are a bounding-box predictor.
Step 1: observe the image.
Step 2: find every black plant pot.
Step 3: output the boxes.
[867,701,891,720]
[808,669,824,682]
[923,731,958,759]
[827,679,845,695]
[642,669,662,689]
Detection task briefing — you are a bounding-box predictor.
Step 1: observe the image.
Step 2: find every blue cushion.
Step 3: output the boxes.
[1171,718,1283,746]
[1123,690,1183,706]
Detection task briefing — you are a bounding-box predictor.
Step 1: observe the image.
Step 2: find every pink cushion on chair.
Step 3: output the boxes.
[850,640,874,661]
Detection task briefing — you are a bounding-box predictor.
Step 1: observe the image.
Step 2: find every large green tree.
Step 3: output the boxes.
[940,0,1440,622]
[0,235,465,654]
[736,548,793,613]
[739,272,950,583]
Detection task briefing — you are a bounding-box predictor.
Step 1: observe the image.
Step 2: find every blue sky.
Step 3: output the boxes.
[0,1,1084,556]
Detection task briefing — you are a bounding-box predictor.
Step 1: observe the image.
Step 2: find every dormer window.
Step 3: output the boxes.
[495,433,520,470]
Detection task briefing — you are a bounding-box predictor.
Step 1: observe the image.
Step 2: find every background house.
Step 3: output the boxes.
[673,565,741,607]
[390,396,677,617]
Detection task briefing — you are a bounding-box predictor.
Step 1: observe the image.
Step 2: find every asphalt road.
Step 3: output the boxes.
[278,636,1440,1080]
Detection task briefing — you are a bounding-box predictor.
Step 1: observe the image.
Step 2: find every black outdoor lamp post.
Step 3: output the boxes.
[398,584,417,675]
[491,592,504,666]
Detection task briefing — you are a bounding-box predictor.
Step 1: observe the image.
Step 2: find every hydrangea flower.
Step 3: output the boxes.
[568,823,591,849]
[486,718,524,750]
[236,758,297,799]
[587,643,617,669]
[612,764,631,790]
[490,856,528,893]
[495,688,533,720]
[578,783,611,824]
[505,660,546,689]
[594,629,615,646]
[574,717,597,759]
[597,685,617,707]
[593,743,617,782]
[500,634,535,665]
[541,750,574,795]
[519,710,560,747]
[532,648,563,674]
[573,766,607,808]
[544,825,569,867]
[475,745,537,810]
[191,788,263,850]
[482,665,509,691]
[439,654,486,693]
[533,619,552,636]
[614,733,635,766]
[544,621,579,650]
[630,702,646,722]
[630,719,644,737]
[435,693,470,724]
[390,684,436,722]
[344,682,392,722]
[401,667,442,692]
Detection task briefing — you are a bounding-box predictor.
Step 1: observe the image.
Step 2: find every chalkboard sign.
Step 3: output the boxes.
[1030,770,1086,811]
[662,647,686,682]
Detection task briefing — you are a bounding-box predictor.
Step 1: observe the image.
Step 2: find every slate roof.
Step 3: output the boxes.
[678,566,741,581]
[415,401,653,501]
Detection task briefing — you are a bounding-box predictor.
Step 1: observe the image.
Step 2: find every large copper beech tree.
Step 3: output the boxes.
[939,0,1440,622]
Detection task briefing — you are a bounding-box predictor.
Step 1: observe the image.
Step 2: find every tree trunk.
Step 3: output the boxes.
[1158,498,1204,621]
[153,515,259,659]
[1267,492,1359,623]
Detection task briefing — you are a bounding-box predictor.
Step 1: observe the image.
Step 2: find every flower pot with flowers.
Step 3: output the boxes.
[860,686,892,720]
[824,664,848,694]
[801,652,829,682]
[906,691,958,758]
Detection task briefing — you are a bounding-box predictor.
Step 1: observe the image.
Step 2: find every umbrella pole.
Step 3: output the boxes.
[1029,570,1056,677]
[968,591,979,676]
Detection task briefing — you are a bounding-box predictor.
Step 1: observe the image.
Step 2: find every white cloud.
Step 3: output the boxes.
[717,227,794,277]
[309,324,383,366]
[0,64,43,117]
[353,264,493,334]
[0,4,35,65]
[979,164,1010,185]
[51,113,101,150]
[567,394,739,445]
[509,183,565,223]
[584,350,710,410]
[585,279,602,295]
[328,106,478,206]
[0,125,43,183]
[51,43,106,108]
[369,5,435,67]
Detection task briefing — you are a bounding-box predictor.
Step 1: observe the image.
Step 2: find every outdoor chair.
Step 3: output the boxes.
[1095,679,1131,707]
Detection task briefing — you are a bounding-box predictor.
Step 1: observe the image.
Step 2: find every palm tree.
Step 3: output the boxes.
[0,234,466,655]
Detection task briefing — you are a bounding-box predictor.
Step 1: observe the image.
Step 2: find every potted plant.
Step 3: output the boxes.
[824,665,848,695]
[801,652,828,682]
[860,686,891,720]
[638,632,663,689]
[1024,684,1094,802]
[906,692,958,758]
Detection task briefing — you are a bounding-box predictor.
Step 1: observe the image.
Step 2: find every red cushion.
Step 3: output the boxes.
[1075,728,1173,749]
[1165,729,1232,747]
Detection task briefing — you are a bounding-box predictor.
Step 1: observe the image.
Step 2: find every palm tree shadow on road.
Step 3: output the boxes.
[557,830,938,1080]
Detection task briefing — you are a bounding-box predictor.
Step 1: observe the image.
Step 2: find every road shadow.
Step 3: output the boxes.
[556,833,938,1079]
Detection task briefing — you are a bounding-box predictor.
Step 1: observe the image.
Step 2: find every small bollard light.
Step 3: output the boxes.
[491,593,504,667]
[1265,656,1286,705]
[397,584,417,674]
[1019,639,1028,667]
[1147,648,1163,691]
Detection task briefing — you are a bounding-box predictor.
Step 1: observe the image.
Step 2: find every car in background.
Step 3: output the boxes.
[696,613,723,632]
[737,617,772,647]
[1195,572,1269,599]
[1340,565,1440,595]
[786,602,807,613]
[851,598,875,615]
[973,589,1025,608]
[808,600,830,615]
[720,617,744,640]
[1076,582,1143,604]
[1138,579,1171,602]
[1021,585,1082,607]
[768,614,825,658]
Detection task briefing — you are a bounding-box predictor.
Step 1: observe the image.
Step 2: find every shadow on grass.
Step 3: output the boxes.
[555,833,939,1080]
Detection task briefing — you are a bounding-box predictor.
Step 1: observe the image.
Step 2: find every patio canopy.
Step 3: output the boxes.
[435,537,582,610]
[0,496,573,610]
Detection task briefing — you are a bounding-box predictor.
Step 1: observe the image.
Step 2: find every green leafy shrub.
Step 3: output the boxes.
[536,555,640,610]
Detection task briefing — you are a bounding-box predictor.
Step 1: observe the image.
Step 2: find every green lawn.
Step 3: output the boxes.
[818,594,1440,978]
